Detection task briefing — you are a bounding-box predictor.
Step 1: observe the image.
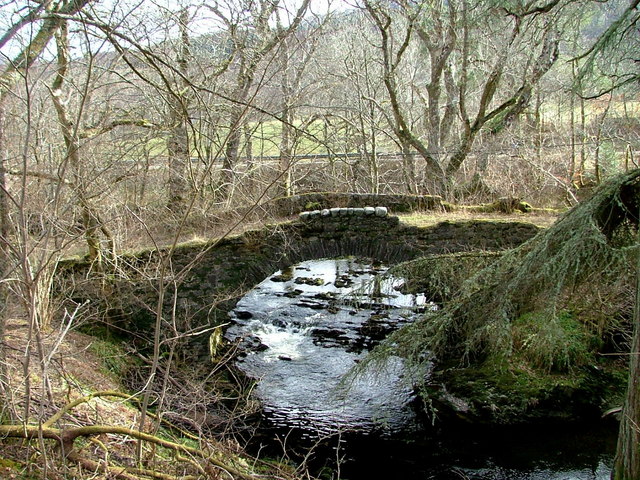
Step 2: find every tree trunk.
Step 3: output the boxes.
[594,96,612,184]
[166,116,189,212]
[612,221,640,480]
[570,63,577,179]
[580,95,586,175]
[166,8,191,213]
[278,37,294,198]
[0,91,11,417]
[368,118,379,194]
[220,105,243,204]
[279,116,293,198]
[401,141,417,194]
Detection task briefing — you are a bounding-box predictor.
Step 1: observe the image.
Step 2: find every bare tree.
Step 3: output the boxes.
[49,22,116,266]
[363,0,561,195]
[0,0,94,420]
[207,0,311,204]
[272,9,330,198]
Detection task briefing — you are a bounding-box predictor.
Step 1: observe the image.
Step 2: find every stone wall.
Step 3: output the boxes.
[289,214,540,277]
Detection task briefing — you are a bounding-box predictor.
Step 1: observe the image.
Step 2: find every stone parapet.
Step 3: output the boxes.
[299,206,388,220]
[269,192,444,216]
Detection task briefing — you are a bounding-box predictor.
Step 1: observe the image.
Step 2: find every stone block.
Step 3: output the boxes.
[375,206,388,217]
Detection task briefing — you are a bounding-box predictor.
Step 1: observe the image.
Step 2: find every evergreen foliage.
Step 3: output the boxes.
[376,169,640,376]
[391,251,502,303]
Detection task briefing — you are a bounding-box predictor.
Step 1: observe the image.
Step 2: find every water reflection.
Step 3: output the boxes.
[226,257,428,437]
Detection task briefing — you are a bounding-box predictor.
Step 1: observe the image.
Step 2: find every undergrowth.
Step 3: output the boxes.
[511,311,600,372]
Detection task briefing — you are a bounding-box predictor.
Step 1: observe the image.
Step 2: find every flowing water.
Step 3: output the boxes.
[225,258,617,480]
[226,257,428,437]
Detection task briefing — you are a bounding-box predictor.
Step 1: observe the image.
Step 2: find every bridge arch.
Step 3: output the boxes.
[60,212,540,356]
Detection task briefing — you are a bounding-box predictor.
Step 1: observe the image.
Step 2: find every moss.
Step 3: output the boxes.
[78,320,127,343]
[391,203,412,213]
[271,265,295,282]
[88,338,140,380]
[0,458,21,470]
[469,197,534,214]
[422,353,627,425]
[519,201,533,212]
[304,201,323,210]
[209,325,224,361]
[0,457,39,480]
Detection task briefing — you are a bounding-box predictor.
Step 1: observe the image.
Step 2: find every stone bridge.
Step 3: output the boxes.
[60,209,540,352]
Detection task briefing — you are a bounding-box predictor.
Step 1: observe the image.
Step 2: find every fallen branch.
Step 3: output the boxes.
[0,390,261,480]
[66,449,200,480]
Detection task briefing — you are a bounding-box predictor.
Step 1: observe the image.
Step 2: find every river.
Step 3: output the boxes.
[225,258,616,480]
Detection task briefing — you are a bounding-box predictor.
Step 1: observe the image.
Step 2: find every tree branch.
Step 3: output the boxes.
[79,118,157,139]
[4,169,73,185]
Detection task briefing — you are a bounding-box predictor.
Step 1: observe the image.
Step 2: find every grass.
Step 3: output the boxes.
[112,117,403,164]
[398,208,560,229]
